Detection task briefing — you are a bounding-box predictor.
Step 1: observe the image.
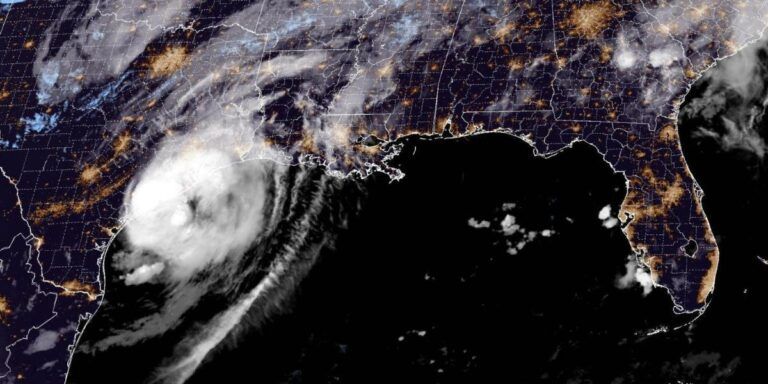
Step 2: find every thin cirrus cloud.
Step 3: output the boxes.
[682,33,768,159]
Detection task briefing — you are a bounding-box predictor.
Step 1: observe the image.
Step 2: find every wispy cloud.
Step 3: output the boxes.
[682,33,768,158]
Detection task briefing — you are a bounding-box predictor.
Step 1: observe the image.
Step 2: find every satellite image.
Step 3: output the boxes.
[0,0,767,383]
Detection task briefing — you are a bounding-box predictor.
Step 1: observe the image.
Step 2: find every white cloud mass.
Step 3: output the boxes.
[122,127,271,283]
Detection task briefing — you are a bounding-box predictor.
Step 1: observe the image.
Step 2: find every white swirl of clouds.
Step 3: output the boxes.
[80,126,289,353]
[120,126,275,284]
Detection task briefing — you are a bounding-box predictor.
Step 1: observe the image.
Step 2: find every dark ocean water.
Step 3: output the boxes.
[189,118,768,384]
[70,82,768,383]
[675,74,768,383]
[183,135,689,383]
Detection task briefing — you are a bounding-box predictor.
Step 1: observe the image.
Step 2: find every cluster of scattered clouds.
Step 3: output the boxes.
[596,205,654,296]
[612,32,683,73]
[467,202,555,256]
[616,255,655,296]
[598,204,619,229]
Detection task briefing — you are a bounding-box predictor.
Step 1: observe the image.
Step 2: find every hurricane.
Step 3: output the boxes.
[69,125,359,383]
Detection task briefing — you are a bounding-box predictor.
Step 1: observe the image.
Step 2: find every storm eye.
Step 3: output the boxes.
[187,195,213,223]
[225,191,236,207]
[187,196,199,216]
